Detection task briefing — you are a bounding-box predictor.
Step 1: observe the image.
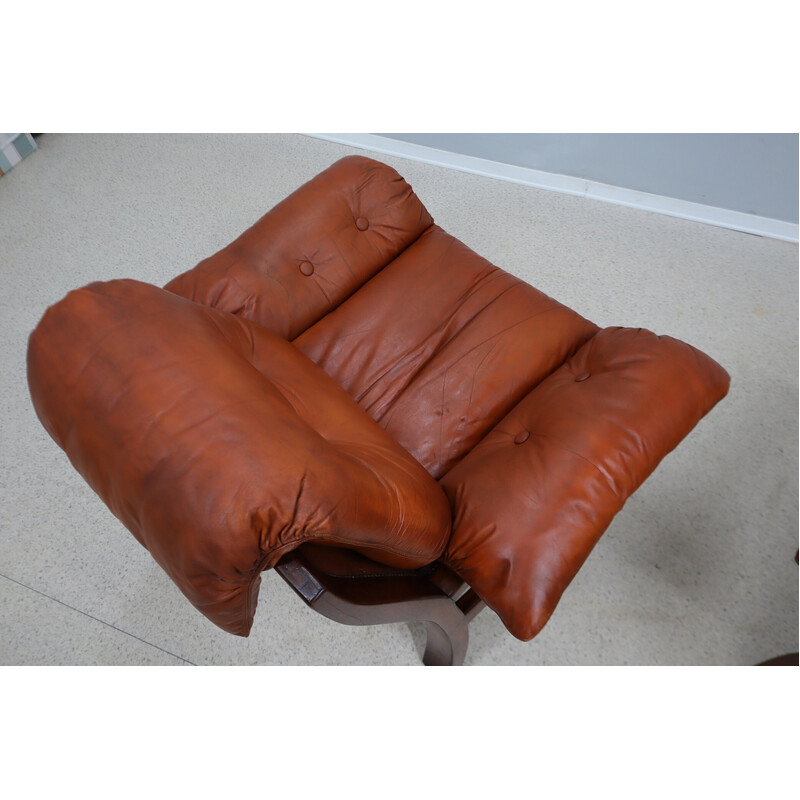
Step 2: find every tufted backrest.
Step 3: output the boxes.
[165,155,432,340]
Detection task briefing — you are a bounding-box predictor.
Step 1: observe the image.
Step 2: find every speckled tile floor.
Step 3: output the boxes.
[1,133,796,665]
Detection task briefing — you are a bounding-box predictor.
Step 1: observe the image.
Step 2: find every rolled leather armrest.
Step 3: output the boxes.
[27,279,450,636]
[440,327,730,641]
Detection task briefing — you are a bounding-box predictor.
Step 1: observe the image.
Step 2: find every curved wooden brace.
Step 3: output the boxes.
[275,545,485,666]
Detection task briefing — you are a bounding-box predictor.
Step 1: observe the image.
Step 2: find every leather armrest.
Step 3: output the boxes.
[439,327,730,641]
[27,279,450,636]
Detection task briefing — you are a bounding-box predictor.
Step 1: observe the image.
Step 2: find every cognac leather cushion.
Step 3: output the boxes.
[439,327,730,641]
[295,224,600,478]
[27,279,450,636]
[165,155,433,340]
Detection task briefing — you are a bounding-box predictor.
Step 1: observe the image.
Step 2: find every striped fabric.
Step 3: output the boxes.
[0,134,37,176]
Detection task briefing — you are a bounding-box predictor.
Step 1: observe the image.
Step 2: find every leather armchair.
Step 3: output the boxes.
[27,155,730,664]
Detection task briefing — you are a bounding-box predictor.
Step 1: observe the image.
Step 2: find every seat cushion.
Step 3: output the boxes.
[295,225,599,478]
[27,279,450,636]
[439,327,730,641]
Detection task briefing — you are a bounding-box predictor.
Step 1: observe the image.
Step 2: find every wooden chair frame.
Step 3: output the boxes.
[275,545,485,666]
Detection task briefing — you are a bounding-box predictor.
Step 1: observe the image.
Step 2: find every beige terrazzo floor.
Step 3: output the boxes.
[0,133,796,665]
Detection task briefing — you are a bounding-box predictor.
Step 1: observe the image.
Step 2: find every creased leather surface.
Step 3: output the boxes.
[296,225,599,477]
[27,279,450,636]
[440,327,730,641]
[26,155,731,647]
[165,155,433,339]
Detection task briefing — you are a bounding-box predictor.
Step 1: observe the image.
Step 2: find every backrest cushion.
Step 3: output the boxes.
[165,155,433,339]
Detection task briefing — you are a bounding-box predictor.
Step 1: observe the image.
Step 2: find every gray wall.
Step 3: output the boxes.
[377,133,798,223]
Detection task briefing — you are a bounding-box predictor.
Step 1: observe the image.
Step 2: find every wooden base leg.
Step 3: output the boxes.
[421,588,487,665]
[275,546,484,666]
[422,620,467,666]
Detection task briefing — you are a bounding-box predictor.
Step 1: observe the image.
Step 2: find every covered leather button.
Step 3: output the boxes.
[513,430,530,445]
[575,371,591,382]
[299,261,315,276]
[355,217,369,231]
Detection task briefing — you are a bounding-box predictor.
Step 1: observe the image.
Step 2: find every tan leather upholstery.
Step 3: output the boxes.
[27,278,450,635]
[27,155,730,643]
[440,327,730,640]
[295,224,599,478]
[165,156,433,340]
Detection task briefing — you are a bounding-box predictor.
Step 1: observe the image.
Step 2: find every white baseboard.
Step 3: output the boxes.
[305,133,799,244]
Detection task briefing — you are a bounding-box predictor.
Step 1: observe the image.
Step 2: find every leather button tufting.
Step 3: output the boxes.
[355,217,369,231]
[299,261,315,276]
[575,371,591,382]
[513,431,530,445]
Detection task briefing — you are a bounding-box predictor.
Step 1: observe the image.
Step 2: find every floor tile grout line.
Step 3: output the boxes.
[0,571,197,665]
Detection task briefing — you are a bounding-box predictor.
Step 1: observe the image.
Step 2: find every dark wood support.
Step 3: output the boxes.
[757,653,799,666]
[275,544,485,666]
